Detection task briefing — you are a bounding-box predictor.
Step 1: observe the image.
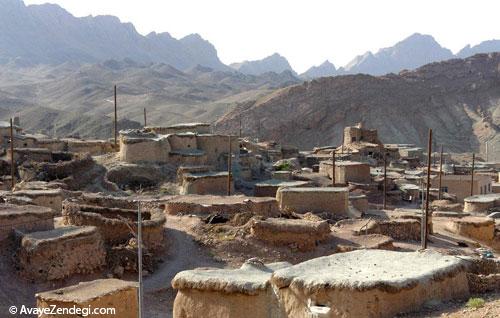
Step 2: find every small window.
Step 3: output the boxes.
[442,186,448,193]
[488,184,491,193]
[351,137,356,142]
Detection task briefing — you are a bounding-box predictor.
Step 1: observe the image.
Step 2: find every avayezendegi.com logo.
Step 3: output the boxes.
[9,304,116,316]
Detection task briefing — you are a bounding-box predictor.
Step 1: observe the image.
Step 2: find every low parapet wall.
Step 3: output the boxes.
[276,187,348,215]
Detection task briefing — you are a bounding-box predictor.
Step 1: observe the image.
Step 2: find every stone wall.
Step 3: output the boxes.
[0,203,55,241]
[62,200,166,251]
[8,148,52,163]
[64,139,116,155]
[361,218,421,241]
[445,217,495,242]
[165,195,279,217]
[35,139,66,152]
[12,189,64,213]
[251,218,330,250]
[197,134,238,169]
[181,172,232,195]
[17,226,105,280]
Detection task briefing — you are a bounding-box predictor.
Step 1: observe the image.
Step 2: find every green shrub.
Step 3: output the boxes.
[466,297,485,309]
[275,161,292,171]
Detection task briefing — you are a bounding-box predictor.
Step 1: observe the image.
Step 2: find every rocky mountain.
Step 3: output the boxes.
[457,40,500,59]
[300,60,337,79]
[216,53,500,154]
[0,0,228,70]
[230,53,295,76]
[0,60,301,138]
[339,33,454,76]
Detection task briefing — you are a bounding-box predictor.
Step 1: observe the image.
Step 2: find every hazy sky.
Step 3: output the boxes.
[24,0,500,72]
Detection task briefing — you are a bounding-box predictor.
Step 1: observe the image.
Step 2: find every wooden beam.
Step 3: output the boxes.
[422,128,432,249]
[438,145,443,200]
[470,153,475,196]
[10,118,15,190]
[383,151,387,209]
[114,85,118,146]
[227,135,232,196]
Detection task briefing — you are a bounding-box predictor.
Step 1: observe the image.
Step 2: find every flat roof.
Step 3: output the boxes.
[255,180,309,187]
[36,279,137,303]
[271,250,465,291]
[279,187,349,193]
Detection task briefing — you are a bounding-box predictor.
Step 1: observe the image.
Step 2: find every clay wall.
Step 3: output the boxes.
[277,187,348,215]
[17,226,106,280]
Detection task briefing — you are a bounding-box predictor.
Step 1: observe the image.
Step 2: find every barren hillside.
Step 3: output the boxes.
[216,53,500,154]
[0,61,300,138]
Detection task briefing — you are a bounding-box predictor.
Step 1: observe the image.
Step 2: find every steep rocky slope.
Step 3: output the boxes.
[216,53,500,154]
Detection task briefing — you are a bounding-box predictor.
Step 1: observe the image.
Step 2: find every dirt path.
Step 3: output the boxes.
[144,215,223,317]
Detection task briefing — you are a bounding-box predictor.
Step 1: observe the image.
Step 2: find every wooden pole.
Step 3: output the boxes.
[438,145,443,200]
[422,128,432,249]
[332,149,336,187]
[143,108,147,127]
[341,128,345,155]
[239,115,242,138]
[137,203,143,318]
[383,151,387,209]
[227,135,232,196]
[10,118,15,190]
[114,85,118,146]
[470,153,475,196]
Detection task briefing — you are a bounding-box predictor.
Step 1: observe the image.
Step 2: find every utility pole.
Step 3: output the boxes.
[422,128,432,249]
[137,203,143,318]
[332,149,336,187]
[114,85,118,147]
[10,118,15,190]
[470,153,475,196]
[239,115,242,138]
[383,151,387,209]
[227,136,232,196]
[485,140,489,162]
[438,145,444,200]
[143,108,147,127]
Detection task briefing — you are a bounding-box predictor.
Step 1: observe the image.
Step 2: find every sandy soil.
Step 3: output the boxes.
[1,211,498,317]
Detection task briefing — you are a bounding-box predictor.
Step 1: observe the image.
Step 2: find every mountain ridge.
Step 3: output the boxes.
[215,53,500,154]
